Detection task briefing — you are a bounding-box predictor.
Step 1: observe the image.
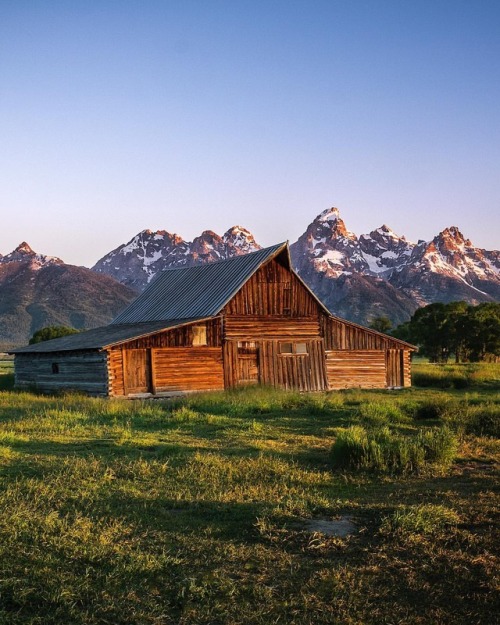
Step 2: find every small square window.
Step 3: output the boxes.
[295,343,308,354]
[279,343,293,354]
[192,325,207,346]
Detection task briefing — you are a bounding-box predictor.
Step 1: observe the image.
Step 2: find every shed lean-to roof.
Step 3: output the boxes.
[10,319,210,353]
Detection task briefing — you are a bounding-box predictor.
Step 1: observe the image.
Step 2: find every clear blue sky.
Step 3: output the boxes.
[1,0,499,266]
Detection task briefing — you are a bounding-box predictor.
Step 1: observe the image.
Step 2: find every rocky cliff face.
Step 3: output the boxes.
[289,207,499,324]
[0,243,137,349]
[289,208,418,325]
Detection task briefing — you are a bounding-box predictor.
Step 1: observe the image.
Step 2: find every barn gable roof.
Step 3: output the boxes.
[112,242,291,324]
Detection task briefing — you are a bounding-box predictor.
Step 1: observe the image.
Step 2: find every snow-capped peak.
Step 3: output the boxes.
[223,225,261,253]
[0,242,63,269]
[317,206,341,223]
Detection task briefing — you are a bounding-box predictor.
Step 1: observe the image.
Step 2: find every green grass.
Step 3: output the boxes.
[0,367,498,623]
[413,361,500,389]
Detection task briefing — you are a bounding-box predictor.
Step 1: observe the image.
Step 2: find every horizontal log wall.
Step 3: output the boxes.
[14,352,108,395]
[403,351,412,387]
[326,350,387,389]
[153,347,224,392]
[224,316,320,340]
[108,348,125,396]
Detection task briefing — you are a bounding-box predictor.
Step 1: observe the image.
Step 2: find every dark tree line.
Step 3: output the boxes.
[391,302,500,363]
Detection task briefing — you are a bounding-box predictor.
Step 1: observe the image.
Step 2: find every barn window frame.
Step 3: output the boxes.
[192,324,207,346]
[279,342,308,355]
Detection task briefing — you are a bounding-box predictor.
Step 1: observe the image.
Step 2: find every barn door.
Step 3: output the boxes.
[237,341,260,385]
[386,349,404,388]
[124,349,153,394]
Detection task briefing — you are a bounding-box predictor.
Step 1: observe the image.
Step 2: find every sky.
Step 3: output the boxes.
[1,0,499,267]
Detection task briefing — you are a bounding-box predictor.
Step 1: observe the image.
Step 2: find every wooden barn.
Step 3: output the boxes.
[11,243,416,396]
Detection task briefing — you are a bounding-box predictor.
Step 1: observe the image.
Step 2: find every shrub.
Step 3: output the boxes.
[412,398,453,420]
[331,425,457,475]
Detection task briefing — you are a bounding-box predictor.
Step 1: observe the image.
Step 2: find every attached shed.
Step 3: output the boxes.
[11,243,416,396]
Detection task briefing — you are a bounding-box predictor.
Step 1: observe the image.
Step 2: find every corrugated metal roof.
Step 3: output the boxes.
[10,318,208,353]
[112,243,287,324]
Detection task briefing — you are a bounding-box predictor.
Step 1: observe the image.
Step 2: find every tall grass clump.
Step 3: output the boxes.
[444,402,500,438]
[331,425,457,475]
[381,504,460,536]
[357,400,409,426]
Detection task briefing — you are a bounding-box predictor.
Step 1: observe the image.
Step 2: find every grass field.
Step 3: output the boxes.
[0,363,498,624]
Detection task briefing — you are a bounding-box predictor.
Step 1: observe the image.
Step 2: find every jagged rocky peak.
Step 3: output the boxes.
[358,224,414,275]
[0,242,63,268]
[191,230,225,257]
[313,206,355,240]
[436,226,471,251]
[291,207,367,279]
[223,225,261,254]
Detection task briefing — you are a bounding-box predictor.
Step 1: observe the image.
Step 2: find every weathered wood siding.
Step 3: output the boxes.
[320,315,407,350]
[326,350,387,389]
[225,259,318,317]
[116,319,221,350]
[108,321,224,396]
[223,339,328,391]
[224,316,320,340]
[403,351,412,387]
[14,351,108,395]
[152,347,224,392]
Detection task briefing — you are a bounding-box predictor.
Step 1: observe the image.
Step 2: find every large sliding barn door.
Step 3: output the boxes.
[124,349,152,394]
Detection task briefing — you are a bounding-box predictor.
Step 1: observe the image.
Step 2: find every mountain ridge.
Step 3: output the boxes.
[1,206,498,347]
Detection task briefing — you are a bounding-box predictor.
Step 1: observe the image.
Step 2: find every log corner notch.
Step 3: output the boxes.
[10,242,416,396]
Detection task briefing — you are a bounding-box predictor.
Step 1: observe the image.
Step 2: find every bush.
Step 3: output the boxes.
[412,398,453,420]
[331,425,458,475]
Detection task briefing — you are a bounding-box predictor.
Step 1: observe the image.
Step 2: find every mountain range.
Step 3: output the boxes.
[1,208,498,348]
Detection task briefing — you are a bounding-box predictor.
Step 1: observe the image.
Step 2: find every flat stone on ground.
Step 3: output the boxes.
[302,516,357,537]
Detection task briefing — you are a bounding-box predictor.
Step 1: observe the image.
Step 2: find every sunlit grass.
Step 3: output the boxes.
[0,368,498,624]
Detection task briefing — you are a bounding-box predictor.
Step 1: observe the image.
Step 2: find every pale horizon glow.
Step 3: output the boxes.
[1,1,499,267]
